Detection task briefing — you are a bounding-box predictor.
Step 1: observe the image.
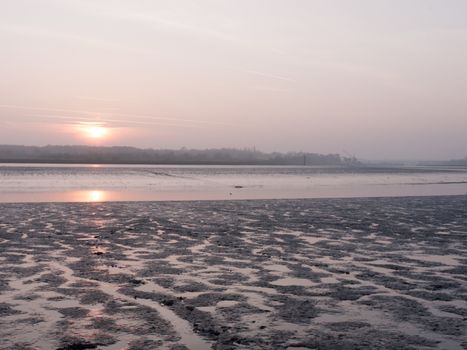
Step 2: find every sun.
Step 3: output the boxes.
[86,126,108,139]
[89,190,104,202]
[74,123,112,143]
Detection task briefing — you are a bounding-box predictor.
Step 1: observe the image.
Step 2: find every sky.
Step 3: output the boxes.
[0,0,466,160]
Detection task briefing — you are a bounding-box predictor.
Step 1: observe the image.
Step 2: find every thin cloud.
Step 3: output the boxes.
[19,114,208,130]
[0,104,230,127]
[251,86,290,92]
[231,68,296,83]
[75,95,119,103]
[0,23,139,53]
[64,0,287,55]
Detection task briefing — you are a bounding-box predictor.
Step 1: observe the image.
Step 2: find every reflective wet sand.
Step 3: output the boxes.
[1,164,467,203]
[0,196,466,349]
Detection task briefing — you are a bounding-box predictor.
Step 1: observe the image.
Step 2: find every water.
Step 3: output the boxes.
[1,163,467,203]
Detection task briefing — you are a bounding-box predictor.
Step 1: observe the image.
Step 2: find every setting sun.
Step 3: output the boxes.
[89,190,105,202]
[86,126,108,139]
[73,123,114,143]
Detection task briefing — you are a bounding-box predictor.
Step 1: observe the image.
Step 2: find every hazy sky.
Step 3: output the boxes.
[1,0,466,160]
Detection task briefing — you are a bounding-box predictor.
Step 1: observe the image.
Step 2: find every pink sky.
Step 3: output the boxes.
[1,0,466,160]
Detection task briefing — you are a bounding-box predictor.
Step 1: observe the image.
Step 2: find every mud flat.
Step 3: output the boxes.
[0,196,466,349]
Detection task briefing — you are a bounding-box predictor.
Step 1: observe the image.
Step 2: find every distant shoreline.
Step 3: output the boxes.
[0,159,355,166]
[0,145,358,167]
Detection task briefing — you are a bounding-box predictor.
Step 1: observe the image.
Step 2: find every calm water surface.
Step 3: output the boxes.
[1,164,467,203]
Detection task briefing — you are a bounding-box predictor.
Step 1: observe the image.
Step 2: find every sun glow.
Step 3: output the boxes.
[73,122,114,143]
[85,126,108,139]
[89,190,104,202]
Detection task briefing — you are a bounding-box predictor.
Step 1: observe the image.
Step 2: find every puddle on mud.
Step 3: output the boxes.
[410,254,462,266]
[264,264,292,273]
[270,278,318,287]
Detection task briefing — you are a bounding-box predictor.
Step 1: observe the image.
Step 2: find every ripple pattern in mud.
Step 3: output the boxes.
[0,196,466,349]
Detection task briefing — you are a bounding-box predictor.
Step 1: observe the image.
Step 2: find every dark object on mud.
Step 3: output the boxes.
[129,278,145,285]
[57,307,89,318]
[56,342,98,350]
[234,185,244,188]
[162,299,175,306]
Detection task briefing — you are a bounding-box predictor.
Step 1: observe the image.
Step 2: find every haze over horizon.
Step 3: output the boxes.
[1,1,466,161]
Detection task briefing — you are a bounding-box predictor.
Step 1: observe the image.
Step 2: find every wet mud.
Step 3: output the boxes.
[0,196,466,349]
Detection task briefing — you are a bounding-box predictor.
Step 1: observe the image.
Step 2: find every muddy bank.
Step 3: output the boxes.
[0,196,466,349]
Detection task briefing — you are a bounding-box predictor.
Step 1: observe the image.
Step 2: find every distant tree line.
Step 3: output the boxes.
[0,145,360,166]
[419,156,467,166]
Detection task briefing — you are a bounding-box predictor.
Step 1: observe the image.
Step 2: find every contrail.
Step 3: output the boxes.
[225,68,296,83]
[21,114,207,129]
[0,104,231,126]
